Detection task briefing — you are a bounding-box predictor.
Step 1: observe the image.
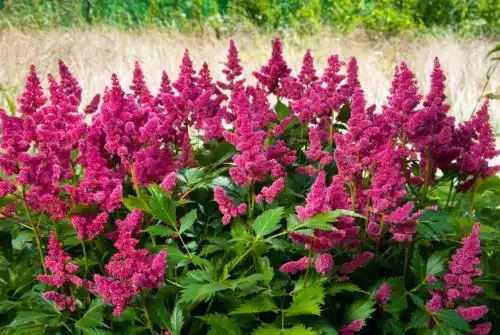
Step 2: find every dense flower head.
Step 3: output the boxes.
[253,38,291,95]
[315,253,334,276]
[340,319,363,335]
[468,323,492,335]
[160,171,177,195]
[376,283,392,305]
[383,62,422,137]
[84,94,101,114]
[366,144,406,213]
[456,100,500,192]
[218,40,245,91]
[213,187,247,225]
[305,127,333,166]
[295,171,329,221]
[95,210,167,315]
[426,224,488,332]
[42,291,77,312]
[224,87,281,186]
[256,177,285,204]
[71,212,109,241]
[38,232,83,288]
[279,257,312,274]
[384,202,422,242]
[298,49,318,86]
[17,64,47,116]
[457,306,488,322]
[339,252,374,276]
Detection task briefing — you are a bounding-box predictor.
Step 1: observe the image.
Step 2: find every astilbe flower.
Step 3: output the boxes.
[305,127,333,166]
[339,252,374,277]
[468,323,492,335]
[291,175,360,252]
[0,110,29,175]
[224,88,282,186]
[384,202,422,242]
[334,88,383,196]
[279,256,312,274]
[253,38,291,95]
[365,144,406,214]
[84,94,101,114]
[71,212,109,241]
[376,283,392,305]
[382,62,422,138]
[42,291,77,312]
[38,232,83,288]
[160,172,177,195]
[340,320,363,335]
[456,100,500,192]
[315,253,334,276]
[426,224,489,332]
[256,177,285,204]
[130,61,153,105]
[17,64,47,117]
[295,165,318,176]
[295,171,329,221]
[406,58,456,184]
[95,210,167,316]
[457,306,489,322]
[217,40,245,91]
[0,178,16,197]
[213,187,247,225]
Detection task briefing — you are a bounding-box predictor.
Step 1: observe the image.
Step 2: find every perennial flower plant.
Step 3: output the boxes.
[0,38,499,335]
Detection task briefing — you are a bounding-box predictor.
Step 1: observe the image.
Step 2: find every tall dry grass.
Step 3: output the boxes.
[0,29,498,129]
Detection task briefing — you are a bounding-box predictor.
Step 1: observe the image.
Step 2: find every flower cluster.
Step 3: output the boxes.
[426,224,490,331]
[0,37,497,334]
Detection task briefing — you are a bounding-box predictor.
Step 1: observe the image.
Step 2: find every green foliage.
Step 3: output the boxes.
[0,0,498,35]
[285,284,325,316]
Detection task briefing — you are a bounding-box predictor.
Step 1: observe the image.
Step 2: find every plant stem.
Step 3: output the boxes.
[445,178,455,209]
[80,239,88,277]
[22,187,46,274]
[328,109,335,148]
[303,243,314,288]
[140,294,155,335]
[403,242,412,282]
[423,147,432,199]
[469,181,478,220]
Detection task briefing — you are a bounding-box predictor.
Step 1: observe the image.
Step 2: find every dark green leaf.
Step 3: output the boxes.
[253,207,284,237]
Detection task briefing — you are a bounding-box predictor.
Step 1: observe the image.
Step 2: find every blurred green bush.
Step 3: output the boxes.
[0,0,498,35]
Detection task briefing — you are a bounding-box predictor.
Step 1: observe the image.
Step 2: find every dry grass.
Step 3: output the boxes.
[0,29,499,129]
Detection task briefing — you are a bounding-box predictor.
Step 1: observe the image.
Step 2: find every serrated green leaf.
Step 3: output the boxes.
[345,297,375,323]
[283,324,317,335]
[170,301,184,335]
[75,298,107,331]
[198,313,242,335]
[180,209,197,234]
[411,248,426,282]
[328,283,367,296]
[143,225,175,236]
[386,292,407,314]
[253,207,284,237]
[426,251,447,277]
[122,195,151,213]
[179,282,229,304]
[230,294,279,314]
[275,100,289,121]
[407,309,429,330]
[285,284,324,316]
[436,309,471,332]
[252,326,281,335]
[150,184,176,225]
[409,293,425,309]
